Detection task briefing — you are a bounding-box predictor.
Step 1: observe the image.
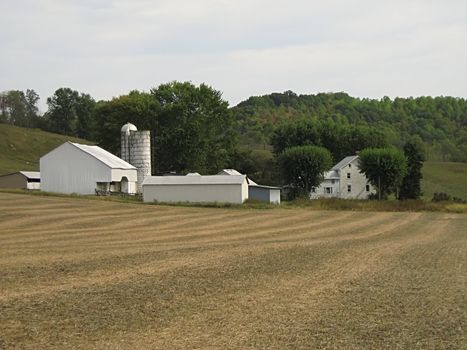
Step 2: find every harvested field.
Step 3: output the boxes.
[0,193,466,349]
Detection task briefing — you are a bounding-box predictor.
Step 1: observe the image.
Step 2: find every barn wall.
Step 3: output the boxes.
[40,143,111,195]
[143,183,247,204]
[0,173,27,189]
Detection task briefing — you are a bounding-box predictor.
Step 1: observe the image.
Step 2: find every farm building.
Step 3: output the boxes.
[40,142,137,195]
[0,171,40,190]
[142,174,249,204]
[310,155,375,199]
[218,169,281,204]
[248,184,281,204]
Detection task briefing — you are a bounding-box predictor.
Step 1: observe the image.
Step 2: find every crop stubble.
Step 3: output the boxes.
[0,193,465,349]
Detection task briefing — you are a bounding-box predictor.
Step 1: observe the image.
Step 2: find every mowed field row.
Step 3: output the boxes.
[0,193,466,349]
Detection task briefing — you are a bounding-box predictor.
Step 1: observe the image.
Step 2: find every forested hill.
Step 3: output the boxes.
[232,92,467,162]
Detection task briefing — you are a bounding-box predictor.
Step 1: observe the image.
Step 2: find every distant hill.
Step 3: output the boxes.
[422,161,467,200]
[232,91,467,162]
[0,124,92,175]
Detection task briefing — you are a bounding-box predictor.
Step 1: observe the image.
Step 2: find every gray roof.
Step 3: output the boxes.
[143,175,246,186]
[70,142,136,170]
[19,171,40,180]
[249,184,281,190]
[217,169,243,176]
[331,155,359,171]
[323,170,340,180]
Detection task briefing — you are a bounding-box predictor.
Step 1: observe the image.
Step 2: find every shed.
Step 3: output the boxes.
[248,183,281,204]
[40,142,137,195]
[218,169,281,204]
[142,175,248,204]
[0,171,40,190]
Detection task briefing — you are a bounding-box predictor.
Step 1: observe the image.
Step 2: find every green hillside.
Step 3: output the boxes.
[422,161,467,200]
[0,124,92,175]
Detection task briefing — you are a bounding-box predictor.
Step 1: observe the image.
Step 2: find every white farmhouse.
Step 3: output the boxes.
[310,155,375,199]
[142,174,249,204]
[40,142,137,195]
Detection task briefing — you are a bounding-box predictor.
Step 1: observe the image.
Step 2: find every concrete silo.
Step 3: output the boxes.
[121,123,151,193]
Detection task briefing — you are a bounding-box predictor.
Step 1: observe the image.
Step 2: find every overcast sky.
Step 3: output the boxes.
[1,0,466,112]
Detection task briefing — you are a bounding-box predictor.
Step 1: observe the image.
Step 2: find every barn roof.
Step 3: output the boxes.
[143,175,246,186]
[19,171,40,180]
[70,142,136,170]
[217,169,243,176]
[331,155,359,170]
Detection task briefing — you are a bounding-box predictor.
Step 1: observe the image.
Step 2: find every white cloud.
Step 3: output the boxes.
[0,0,466,111]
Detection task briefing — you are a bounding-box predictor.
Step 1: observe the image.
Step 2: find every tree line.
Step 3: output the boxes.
[0,85,460,198]
[233,91,467,162]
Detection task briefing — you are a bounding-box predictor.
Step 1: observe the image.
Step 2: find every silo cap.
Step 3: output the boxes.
[121,122,138,133]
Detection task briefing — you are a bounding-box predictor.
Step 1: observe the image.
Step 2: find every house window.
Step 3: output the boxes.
[331,179,335,184]
[326,187,333,194]
[348,164,351,168]
[347,173,351,179]
[347,185,352,192]
[366,184,370,192]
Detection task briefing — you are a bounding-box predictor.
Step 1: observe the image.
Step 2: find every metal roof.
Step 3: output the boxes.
[143,175,246,186]
[121,122,137,133]
[323,170,340,180]
[19,171,40,180]
[249,184,281,190]
[217,169,243,176]
[331,155,359,171]
[70,142,136,170]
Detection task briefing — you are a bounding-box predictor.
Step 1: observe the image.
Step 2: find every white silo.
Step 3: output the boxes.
[121,122,151,193]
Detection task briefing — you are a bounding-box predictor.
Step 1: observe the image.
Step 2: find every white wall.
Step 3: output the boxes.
[338,158,374,199]
[40,143,136,195]
[143,182,248,204]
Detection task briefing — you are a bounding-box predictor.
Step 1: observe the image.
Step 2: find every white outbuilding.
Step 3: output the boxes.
[142,174,249,204]
[0,171,40,190]
[40,142,137,195]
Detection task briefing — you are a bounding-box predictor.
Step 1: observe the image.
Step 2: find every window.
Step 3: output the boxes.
[311,187,316,193]
[347,173,351,179]
[366,184,370,192]
[347,185,352,192]
[331,179,335,184]
[326,187,333,194]
[348,164,351,168]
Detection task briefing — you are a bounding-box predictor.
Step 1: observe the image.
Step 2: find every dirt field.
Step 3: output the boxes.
[0,193,466,349]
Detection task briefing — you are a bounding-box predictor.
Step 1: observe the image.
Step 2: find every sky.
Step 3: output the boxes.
[1,0,466,112]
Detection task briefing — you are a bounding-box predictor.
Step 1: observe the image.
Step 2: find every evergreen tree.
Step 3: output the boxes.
[399,139,426,200]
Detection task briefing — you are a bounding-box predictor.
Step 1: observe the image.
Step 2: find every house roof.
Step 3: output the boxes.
[70,142,136,170]
[143,175,246,186]
[323,170,340,180]
[19,171,40,180]
[331,155,359,171]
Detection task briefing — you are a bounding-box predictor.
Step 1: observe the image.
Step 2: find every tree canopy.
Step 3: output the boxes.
[359,148,408,199]
[278,145,332,199]
[399,139,426,200]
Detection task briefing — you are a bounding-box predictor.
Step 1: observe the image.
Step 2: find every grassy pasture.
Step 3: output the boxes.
[0,124,91,175]
[0,192,466,349]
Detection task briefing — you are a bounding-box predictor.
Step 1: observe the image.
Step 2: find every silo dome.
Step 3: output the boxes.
[121,122,138,134]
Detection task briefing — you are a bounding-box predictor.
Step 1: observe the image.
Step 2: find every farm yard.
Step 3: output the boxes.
[0,193,466,349]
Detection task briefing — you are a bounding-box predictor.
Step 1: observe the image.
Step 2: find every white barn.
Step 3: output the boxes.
[142,174,249,204]
[310,155,375,199]
[40,142,137,195]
